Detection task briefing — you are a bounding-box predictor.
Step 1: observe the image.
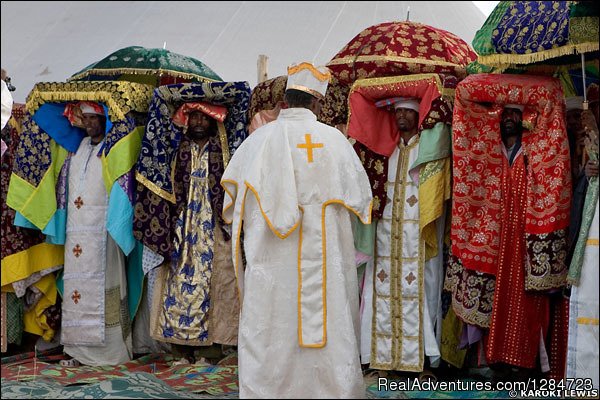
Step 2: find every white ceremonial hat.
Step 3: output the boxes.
[504,104,525,112]
[565,96,584,111]
[285,62,331,100]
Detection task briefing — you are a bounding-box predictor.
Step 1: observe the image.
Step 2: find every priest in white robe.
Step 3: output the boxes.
[221,62,372,398]
[61,102,132,366]
[344,76,452,375]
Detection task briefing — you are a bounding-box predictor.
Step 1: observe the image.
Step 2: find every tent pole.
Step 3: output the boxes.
[582,53,588,110]
[258,55,269,84]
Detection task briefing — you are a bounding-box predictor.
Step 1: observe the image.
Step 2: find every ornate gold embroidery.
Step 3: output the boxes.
[349,73,444,96]
[371,141,424,372]
[373,196,381,212]
[524,230,568,291]
[26,81,153,122]
[374,159,385,174]
[328,55,469,69]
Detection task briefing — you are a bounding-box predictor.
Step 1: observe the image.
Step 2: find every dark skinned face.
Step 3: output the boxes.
[187,111,213,141]
[82,114,105,144]
[500,107,523,142]
[394,107,418,132]
[566,109,584,138]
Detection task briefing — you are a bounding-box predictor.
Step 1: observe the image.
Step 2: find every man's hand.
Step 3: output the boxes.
[585,160,599,178]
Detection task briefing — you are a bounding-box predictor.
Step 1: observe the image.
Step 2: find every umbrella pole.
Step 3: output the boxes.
[581,53,588,110]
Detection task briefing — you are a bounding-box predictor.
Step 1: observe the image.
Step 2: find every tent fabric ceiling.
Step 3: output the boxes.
[1,1,486,102]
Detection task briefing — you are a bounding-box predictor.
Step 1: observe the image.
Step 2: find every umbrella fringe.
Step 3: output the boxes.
[27,90,127,121]
[68,67,220,83]
[478,42,599,67]
[26,82,154,122]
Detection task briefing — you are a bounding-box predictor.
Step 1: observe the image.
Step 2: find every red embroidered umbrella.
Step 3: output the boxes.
[321,21,476,125]
[248,75,349,131]
[248,75,287,121]
[327,21,477,84]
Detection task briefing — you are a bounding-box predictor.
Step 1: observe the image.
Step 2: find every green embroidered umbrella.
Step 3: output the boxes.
[472,1,599,99]
[68,46,222,86]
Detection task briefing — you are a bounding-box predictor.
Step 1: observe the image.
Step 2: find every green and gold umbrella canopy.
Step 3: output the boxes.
[69,46,222,86]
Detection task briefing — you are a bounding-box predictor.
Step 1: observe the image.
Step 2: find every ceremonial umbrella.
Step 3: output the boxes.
[472,1,599,101]
[69,46,222,86]
[322,21,476,126]
[327,21,477,84]
[248,75,287,121]
[247,75,346,128]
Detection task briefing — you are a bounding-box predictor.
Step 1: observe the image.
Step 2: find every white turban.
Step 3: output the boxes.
[393,98,420,112]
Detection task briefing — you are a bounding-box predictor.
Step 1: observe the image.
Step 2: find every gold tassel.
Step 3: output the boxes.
[25,81,153,121]
[350,73,445,94]
[68,67,219,83]
[478,42,599,67]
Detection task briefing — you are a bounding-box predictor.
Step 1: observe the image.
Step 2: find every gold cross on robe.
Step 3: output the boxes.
[297,133,323,163]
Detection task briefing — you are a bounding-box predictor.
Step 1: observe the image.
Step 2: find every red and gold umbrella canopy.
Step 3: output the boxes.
[327,21,477,84]
[248,75,287,121]
[322,21,476,126]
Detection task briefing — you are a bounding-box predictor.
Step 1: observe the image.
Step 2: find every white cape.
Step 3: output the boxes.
[222,108,372,398]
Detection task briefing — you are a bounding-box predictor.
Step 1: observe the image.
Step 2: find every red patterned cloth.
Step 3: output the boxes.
[352,141,387,219]
[63,101,105,127]
[323,21,475,127]
[486,153,550,368]
[10,103,26,121]
[62,103,85,128]
[347,75,453,219]
[172,101,227,127]
[320,76,351,126]
[451,74,571,288]
[546,294,569,380]
[347,74,450,156]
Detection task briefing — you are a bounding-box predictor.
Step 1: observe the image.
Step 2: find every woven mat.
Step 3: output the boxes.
[1,349,238,396]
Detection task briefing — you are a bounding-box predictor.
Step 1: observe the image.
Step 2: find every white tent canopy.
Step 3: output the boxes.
[1,1,487,103]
